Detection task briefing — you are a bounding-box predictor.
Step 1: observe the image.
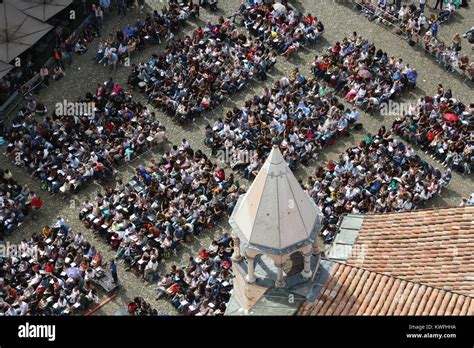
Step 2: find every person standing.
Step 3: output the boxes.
[40,67,49,87]
[451,33,462,51]
[29,193,43,220]
[64,39,73,65]
[434,0,443,9]
[209,0,218,11]
[419,0,426,11]
[93,4,104,29]
[116,0,126,16]
[100,0,110,16]
[430,19,439,38]
[53,46,64,69]
[110,259,119,285]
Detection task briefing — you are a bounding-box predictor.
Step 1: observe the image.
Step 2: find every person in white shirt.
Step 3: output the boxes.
[419,0,426,12]
[143,256,159,281]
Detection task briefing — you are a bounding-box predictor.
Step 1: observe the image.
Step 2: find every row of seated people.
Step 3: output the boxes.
[0,169,42,239]
[0,220,103,315]
[127,16,277,123]
[95,2,198,69]
[359,0,459,26]
[205,70,360,179]
[156,233,233,316]
[358,1,473,78]
[79,146,244,281]
[304,127,451,242]
[421,31,473,77]
[311,33,418,114]
[360,1,426,32]
[241,0,324,59]
[392,85,472,174]
[4,79,166,194]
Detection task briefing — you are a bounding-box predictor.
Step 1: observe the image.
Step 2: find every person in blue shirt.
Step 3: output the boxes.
[430,21,439,38]
[406,68,418,88]
[349,108,360,124]
[110,259,118,284]
[100,0,110,15]
[123,25,134,38]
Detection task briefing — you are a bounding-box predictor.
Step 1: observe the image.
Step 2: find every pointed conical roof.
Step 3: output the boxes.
[229,146,321,256]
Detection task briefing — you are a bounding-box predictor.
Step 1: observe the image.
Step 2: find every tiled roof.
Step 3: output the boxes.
[346,206,474,297]
[297,263,474,316]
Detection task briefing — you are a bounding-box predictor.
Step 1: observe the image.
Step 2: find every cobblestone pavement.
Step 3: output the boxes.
[1,0,472,315]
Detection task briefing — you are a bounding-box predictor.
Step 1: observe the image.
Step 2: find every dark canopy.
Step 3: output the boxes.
[8,0,73,22]
[0,1,53,63]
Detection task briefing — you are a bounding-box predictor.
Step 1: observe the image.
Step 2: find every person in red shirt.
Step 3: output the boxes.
[327,160,336,171]
[30,194,43,216]
[305,129,315,140]
[426,130,436,143]
[193,26,204,44]
[45,261,55,274]
[128,302,137,315]
[95,161,104,172]
[111,83,122,96]
[214,168,225,182]
[198,249,209,262]
[105,122,114,133]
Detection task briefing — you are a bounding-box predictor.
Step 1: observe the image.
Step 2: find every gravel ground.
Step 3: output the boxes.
[0,0,472,315]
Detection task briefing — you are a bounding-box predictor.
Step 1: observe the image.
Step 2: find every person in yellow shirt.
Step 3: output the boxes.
[42,225,52,239]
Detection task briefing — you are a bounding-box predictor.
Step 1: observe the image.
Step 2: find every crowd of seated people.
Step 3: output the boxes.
[205,70,360,178]
[241,0,324,60]
[359,0,459,26]
[311,34,418,114]
[359,0,457,27]
[4,79,166,194]
[0,220,103,315]
[392,85,472,174]
[304,127,450,242]
[128,16,277,123]
[79,146,243,280]
[0,169,41,240]
[157,233,233,316]
[422,31,472,76]
[95,3,198,69]
[127,296,159,315]
[357,1,472,78]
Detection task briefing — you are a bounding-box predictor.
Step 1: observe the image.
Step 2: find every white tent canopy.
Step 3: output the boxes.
[229,145,321,256]
[0,1,53,63]
[8,0,73,22]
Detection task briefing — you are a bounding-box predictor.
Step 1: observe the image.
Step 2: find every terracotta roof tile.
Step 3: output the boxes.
[346,206,474,297]
[297,263,473,316]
